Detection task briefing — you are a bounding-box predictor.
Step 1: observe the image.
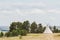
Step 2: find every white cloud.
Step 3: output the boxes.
[29,8,45,14]
[49,17,56,21]
[15,8,46,15]
[0,1,46,9]
[47,9,60,13]
[0,8,60,17]
[0,8,44,17]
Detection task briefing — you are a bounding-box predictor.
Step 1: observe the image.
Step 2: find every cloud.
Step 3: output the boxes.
[1,8,60,17]
[0,8,45,15]
[16,8,46,14]
[48,9,60,13]
[16,9,60,15]
[0,1,47,9]
[0,8,60,17]
[0,0,60,26]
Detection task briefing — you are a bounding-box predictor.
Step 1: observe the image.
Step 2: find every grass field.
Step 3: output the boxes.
[0,33,60,40]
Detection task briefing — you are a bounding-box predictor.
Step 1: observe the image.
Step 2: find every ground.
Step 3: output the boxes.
[0,33,60,40]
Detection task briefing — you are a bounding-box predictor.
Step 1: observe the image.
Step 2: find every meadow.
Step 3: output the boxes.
[0,33,60,40]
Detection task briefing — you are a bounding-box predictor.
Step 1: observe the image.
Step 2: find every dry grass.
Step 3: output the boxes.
[0,33,60,40]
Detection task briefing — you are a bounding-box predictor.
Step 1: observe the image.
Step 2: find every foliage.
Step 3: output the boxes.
[5,32,12,37]
[19,30,27,36]
[9,20,30,32]
[43,27,46,32]
[9,22,17,32]
[5,29,27,37]
[53,26,58,33]
[30,22,37,33]
[0,32,4,37]
[22,20,30,32]
[19,35,22,39]
[7,20,60,37]
[16,22,22,30]
[36,24,43,33]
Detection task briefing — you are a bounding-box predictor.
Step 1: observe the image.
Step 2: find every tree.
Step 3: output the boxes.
[49,26,52,30]
[5,32,12,37]
[17,22,22,29]
[19,30,27,36]
[9,22,22,32]
[22,20,30,32]
[9,21,28,37]
[30,22,37,33]
[9,22,17,32]
[5,29,27,37]
[0,32,4,37]
[43,27,46,32]
[53,26,58,33]
[37,24,43,33]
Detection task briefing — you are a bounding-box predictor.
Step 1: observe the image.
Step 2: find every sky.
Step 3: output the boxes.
[0,0,60,26]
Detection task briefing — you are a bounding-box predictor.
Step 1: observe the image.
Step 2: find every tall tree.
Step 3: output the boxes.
[22,20,30,32]
[30,22,37,33]
[9,22,17,32]
[17,22,22,29]
[9,22,22,32]
[37,24,43,33]
[43,27,46,32]
[53,26,58,33]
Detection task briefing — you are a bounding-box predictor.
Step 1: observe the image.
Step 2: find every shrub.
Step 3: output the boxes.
[5,29,27,37]
[11,29,27,36]
[19,30,27,36]
[12,30,19,36]
[5,32,12,37]
[0,32,4,37]
[19,35,22,39]
[5,30,19,37]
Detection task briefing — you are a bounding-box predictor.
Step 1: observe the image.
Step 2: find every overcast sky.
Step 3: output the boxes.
[0,0,60,26]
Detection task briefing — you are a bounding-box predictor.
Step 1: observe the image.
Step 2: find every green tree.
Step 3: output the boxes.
[49,26,52,30]
[9,22,17,32]
[17,22,22,29]
[5,32,12,37]
[22,20,30,32]
[19,30,27,36]
[43,27,46,32]
[37,24,43,33]
[53,26,58,33]
[9,22,22,32]
[0,32,4,37]
[30,22,37,33]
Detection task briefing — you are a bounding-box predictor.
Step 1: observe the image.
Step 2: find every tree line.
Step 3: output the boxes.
[0,20,60,37]
[9,20,60,33]
[9,20,46,33]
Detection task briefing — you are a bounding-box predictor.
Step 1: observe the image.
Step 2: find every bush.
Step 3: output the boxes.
[12,29,27,36]
[5,32,12,37]
[5,29,27,37]
[19,30,27,36]
[0,32,4,37]
[5,30,19,37]
[19,35,22,39]
[12,30,19,36]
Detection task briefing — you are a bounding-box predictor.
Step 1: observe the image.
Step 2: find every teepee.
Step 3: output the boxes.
[44,26,52,34]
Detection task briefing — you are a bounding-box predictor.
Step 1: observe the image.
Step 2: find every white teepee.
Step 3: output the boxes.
[44,26,52,34]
